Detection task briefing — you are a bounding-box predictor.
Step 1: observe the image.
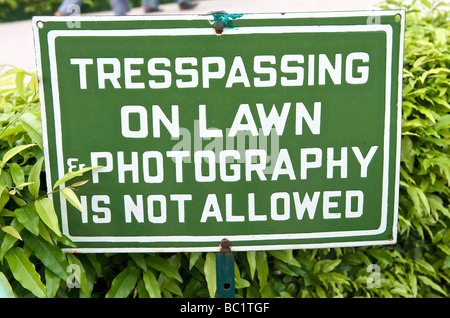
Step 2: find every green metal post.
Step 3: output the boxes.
[216,239,235,298]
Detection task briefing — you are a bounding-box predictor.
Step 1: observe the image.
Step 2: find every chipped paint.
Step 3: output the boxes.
[209,12,244,31]
[64,249,83,254]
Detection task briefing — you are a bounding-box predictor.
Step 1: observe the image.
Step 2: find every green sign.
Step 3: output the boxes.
[33,11,405,252]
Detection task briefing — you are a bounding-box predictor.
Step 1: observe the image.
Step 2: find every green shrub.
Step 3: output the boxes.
[0,0,449,298]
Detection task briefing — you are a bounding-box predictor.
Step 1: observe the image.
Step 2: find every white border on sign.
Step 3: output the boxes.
[46,24,393,245]
[33,10,403,22]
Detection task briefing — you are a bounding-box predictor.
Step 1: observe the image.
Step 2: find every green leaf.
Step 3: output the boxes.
[5,247,47,298]
[418,275,448,296]
[0,67,26,79]
[437,244,450,256]
[247,251,256,279]
[8,162,25,187]
[0,272,15,298]
[70,180,89,188]
[256,251,269,290]
[204,252,216,298]
[234,263,251,288]
[162,277,183,297]
[0,185,9,212]
[28,156,44,198]
[268,250,301,268]
[53,166,101,190]
[45,268,61,298]
[414,259,437,276]
[61,187,84,213]
[15,182,34,189]
[55,233,76,248]
[320,259,342,273]
[321,272,350,285]
[14,205,40,236]
[442,256,450,270]
[188,252,202,270]
[106,262,140,298]
[406,186,429,216]
[315,285,327,298]
[367,248,393,266]
[1,144,36,169]
[38,222,54,245]
[35,197,62,237]
[86,254,102,276]
[137,280,150,298]
[435,114,450,131]
[1,225,22,241]
[312,260,321,274]
[129,253,147,271]
[408,272,418,297]
[22,231,69,281]
[274,260,299,277]
[29,72,39,94]
[145,255,183,283]
[0,219,23,261]
[19,112,43,150]
[15,69,25,101]
[143,270,161,298]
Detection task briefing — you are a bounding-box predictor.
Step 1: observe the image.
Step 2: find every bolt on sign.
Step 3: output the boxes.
[33,11,405,253]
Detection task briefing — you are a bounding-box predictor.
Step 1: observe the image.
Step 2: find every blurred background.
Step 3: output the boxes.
[0,0,382,22]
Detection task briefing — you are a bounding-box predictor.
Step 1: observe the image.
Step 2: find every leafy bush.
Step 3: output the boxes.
[0,0,449,298]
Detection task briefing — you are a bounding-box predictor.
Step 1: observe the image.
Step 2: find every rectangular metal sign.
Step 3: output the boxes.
[33,11,405,252]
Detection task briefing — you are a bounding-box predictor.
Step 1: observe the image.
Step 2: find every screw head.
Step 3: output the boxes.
[213,20,225,33]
